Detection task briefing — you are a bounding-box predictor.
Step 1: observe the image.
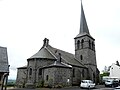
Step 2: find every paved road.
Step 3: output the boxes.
[7,85,115,90]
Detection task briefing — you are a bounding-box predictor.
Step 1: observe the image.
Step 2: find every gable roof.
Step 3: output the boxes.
[28,39,86,68]
[0,46,9,73]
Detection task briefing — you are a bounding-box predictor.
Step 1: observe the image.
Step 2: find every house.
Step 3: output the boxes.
[109,61,120,79]
[16,1,99,88]
[0,46,9,90]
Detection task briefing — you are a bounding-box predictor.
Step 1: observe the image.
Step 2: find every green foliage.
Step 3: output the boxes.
[7,79,15,86]
[100,72,110,84]
[100,72,110,77]
[37,80,44,88]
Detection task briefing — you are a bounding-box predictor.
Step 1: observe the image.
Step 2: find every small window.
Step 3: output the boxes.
[77,40,80,49]
[80,55,83,60]
[0,76,1,81]
[29,68,32,75]
[73,68,75,77]
[46,75,49,81]
[39,69,42,75]
[82,69,84,77]
[81,39,84,48]
[92,41,94,50]
[89,40,91,49]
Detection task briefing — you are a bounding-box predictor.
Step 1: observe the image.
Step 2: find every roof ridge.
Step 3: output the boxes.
[48,45,74,56]
[48,45,86,68]
[45,47,57,59]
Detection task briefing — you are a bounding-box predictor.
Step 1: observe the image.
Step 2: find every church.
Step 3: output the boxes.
[16,1,99,88]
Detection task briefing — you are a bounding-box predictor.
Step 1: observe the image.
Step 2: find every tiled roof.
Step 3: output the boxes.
[0,46,9,72]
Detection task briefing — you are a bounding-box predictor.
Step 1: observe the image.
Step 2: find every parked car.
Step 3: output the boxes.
[105,79,119,87]
[114,86,120,90]
[80,80,95,89]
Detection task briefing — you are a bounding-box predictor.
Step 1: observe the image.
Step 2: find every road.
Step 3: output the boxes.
[7,85,115,90]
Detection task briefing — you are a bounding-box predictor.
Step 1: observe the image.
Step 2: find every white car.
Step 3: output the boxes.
[105,79,114,87]
[80,80,95,88]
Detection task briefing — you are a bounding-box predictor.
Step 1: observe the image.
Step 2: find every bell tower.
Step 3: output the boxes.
[74,1,97,82]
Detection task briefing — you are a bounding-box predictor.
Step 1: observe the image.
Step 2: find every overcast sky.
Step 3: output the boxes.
[0,0,120,79]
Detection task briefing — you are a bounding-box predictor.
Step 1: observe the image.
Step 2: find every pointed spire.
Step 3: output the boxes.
[79,0,90,35]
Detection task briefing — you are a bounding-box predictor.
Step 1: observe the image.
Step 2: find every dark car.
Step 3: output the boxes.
[105,80,119,87]
[113,80,119,87]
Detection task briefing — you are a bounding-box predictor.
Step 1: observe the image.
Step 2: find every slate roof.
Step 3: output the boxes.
[28,39,86,68]
[47,45,86,68]
[0,46,9,73]
[79,1,89,35]
[43,61,72,69]
[29,47,56,59]
[75,1,94,39]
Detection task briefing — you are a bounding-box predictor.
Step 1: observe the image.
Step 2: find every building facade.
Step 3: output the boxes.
[16,1,99,88]
[109,62,120,79]
[0,46,9,90]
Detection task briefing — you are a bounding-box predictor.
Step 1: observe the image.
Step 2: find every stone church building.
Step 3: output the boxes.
[0,46,9,90]
[16,2,99,88]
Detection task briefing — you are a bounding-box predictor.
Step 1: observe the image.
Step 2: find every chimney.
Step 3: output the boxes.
[43,38,49,47]
[116,61,120,66]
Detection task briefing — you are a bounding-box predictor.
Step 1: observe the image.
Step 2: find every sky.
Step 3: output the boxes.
[0,0,120,80]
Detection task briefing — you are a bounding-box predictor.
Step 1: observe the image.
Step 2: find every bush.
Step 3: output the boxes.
[37,80,44,88]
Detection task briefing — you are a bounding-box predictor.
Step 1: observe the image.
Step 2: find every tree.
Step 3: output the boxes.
[100,66,110,84]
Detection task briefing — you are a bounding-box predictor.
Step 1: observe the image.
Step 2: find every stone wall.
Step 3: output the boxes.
[44,67,72,87]
[26,58,55,85]
[16,68,27,88]
[72,67,88,85]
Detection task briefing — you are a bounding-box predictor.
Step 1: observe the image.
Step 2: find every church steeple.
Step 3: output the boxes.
[75,1,90,38]
[80,1,90,35]
[74,0,97,83]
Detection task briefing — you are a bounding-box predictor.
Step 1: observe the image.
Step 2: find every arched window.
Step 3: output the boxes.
[89,40,91,49]
[46,75,49,81]
[29,68,32,75]
[80,55,83,60]
[39,68,42,75]
[81,39,84,48]
[77,40,80,49]
[73,68,75,77]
